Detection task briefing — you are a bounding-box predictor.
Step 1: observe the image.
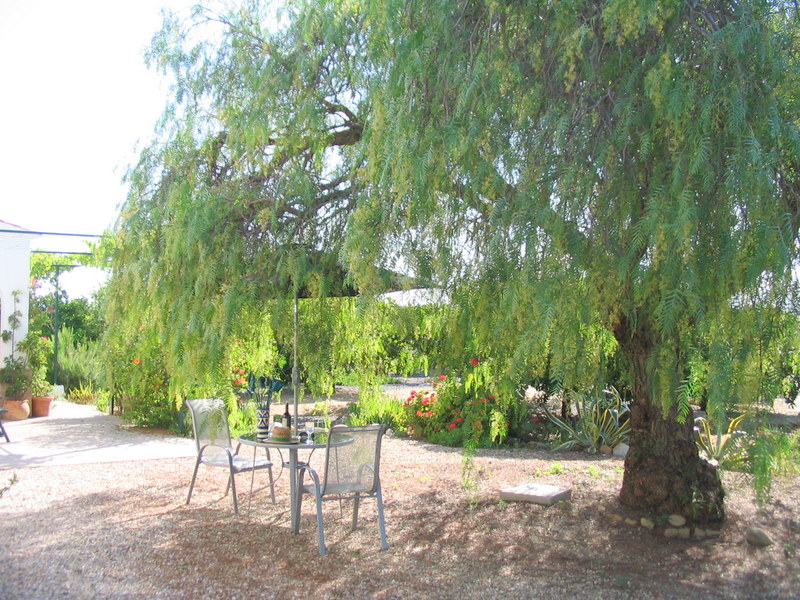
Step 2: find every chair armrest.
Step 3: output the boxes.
[198,443,235,461]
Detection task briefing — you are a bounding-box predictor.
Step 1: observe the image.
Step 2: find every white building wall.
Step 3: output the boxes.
[0,222,37,363]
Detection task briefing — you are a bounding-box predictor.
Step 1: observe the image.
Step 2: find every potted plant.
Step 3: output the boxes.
[0,290,31,421]
[20,334,54,417]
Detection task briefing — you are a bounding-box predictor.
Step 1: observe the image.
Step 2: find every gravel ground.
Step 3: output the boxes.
[0,391,798,599]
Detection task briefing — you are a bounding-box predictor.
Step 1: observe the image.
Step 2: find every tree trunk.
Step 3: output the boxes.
[615,318,725,524]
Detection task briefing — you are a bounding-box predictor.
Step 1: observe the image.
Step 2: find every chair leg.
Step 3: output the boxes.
[314,488,327,555]
[187,458,202,505]
[0,419,9,443]
[351,492,361,531]
[229,469,240,516]
[375,484,389,550]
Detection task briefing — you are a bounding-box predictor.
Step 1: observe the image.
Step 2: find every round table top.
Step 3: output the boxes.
[238,432,332,449]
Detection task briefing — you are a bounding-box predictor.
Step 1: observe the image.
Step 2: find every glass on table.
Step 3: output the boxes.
[304,420,315,443]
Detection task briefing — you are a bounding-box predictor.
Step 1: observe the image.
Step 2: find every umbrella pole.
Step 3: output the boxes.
[293,293,299,434]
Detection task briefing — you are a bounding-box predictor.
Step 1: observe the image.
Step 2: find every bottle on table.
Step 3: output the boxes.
[283,403,291,429]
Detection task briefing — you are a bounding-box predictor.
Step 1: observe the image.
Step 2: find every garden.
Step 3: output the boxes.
[3,1,800,597]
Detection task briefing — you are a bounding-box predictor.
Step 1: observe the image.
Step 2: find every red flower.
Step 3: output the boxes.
[481,397,487,403]
[234,378,245,386]
[439,375,447,381]
[139,324,146,330]
[421,398,429,406]
[133,358,141,365]
[426,411,433,417]
[471,401,477,405]
[470,358,480,366]
[533,417,540,422]
[448,423,457,430]
[456,417,464,422]
[453,409,461,415]
[416,410,424,417]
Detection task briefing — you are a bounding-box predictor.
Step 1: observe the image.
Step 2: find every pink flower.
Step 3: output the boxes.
[470,358,480,366]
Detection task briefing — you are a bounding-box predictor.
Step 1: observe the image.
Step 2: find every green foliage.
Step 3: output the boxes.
[749,428,800,507]
[347,386,402,429]
[67,382,110,412]
[545,388,631,454]
[108,0,800,516]
[397,359,513,447]
[18,334,53,397]
[56,327,104,393]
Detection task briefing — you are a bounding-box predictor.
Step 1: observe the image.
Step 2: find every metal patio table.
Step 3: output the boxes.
[238,432,353,533]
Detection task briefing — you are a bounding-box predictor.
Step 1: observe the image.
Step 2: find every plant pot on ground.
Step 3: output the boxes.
[0,359,32,421]
[19,334,54,418]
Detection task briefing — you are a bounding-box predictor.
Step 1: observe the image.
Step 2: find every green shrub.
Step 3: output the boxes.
[397,359,511,447]
[67,382,111,412]
[348,386,403,429]
[57,327,103,393]
[545,388,631,453]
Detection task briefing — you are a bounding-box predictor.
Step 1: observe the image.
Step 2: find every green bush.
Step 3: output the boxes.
[347,386,403,429]
[397,359,511,447]
[57,327,104,393]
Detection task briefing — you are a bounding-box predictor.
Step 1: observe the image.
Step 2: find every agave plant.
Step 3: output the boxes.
[694,413,750,469]
[545,387,631,453]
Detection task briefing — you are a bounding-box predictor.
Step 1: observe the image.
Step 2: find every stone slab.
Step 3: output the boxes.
[499,483,572,506]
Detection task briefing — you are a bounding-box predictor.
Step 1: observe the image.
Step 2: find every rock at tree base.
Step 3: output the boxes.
[499,483,572,506]
[746,527,775,547]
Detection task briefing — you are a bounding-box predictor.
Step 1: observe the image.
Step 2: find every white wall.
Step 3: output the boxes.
[0,223,37,363]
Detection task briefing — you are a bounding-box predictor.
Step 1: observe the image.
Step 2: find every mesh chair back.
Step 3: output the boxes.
[321,424,384,496]
[187,398,233,459]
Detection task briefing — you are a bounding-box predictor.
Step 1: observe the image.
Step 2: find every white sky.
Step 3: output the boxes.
[0,0,192,297]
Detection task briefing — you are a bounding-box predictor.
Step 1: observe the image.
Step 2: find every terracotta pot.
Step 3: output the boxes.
[31,396,54,418]
[2,399,31,421]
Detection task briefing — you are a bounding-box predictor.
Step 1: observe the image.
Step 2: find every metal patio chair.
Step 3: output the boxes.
[297,424,389,555]
[0,408,9,442]
[186,398,275,515]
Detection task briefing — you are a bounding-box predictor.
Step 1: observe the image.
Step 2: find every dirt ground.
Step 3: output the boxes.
[1,384,798,599]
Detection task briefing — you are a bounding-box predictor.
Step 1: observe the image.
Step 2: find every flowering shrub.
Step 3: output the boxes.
[398,359,511,447]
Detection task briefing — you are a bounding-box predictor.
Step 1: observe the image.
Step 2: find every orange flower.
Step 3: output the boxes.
[133,358,141,365]
[438,375,447,381]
